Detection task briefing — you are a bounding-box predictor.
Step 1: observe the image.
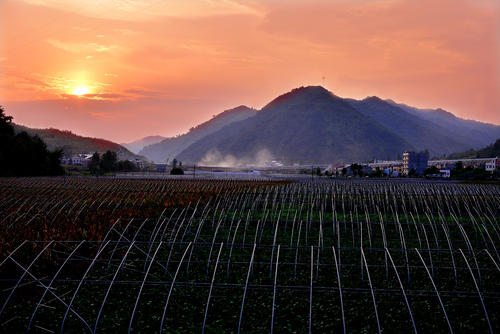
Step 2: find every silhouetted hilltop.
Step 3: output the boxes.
[177,86,412,165]
[139,105,257,162]
[13,124,137,158]
[173,86,500,165]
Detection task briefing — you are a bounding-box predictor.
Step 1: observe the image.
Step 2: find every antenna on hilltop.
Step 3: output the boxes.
[322,76,326,86]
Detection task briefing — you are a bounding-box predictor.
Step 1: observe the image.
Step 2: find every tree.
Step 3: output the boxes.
[0,106,14,137]
[350,163,363,177]
[0,106,14,174]
[451,161,465,178]
[170,158,184,175]
[100,150,117,173]
[47,150,65,176]
[116,160,139,172]
[409,168,416,177]
[424,166,440,176]
[370,167,385,178]
[471,168,489,180]
[0,106,64,176]
[88,152,100,174]
[170,168,184,175]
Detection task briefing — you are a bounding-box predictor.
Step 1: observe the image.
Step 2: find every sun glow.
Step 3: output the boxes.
[72,86,90,96]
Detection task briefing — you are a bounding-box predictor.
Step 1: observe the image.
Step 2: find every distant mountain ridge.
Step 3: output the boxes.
[122,136,166,154]
[177,86,412,165]
[165,86,500,165]
[13,124,137,158]
[139,105,257,162]
[346,97,476,156]
[386,100,500,150]
[31,85,496,166]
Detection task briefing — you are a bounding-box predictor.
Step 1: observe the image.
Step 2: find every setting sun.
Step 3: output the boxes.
[72,86,90,96]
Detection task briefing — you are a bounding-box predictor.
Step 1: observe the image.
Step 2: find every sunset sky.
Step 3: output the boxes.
[1,0,499,143]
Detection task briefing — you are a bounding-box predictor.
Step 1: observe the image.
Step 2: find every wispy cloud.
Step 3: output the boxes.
[124,88,167,98]
[46,39,119,54]
[60,93,126,100]
[18,0,264,21]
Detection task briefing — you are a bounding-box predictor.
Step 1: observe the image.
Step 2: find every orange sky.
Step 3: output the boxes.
[1,0,499,143]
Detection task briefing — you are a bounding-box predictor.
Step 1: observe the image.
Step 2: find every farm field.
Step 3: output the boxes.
[0,177,499,333]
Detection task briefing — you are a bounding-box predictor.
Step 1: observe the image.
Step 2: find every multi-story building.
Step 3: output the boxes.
[485,158,500,172]
[403,151,429,175]
[368,160,404,176]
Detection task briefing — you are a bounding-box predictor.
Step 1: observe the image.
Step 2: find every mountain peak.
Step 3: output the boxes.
[140,85,500,164]
[263,85,337,110]
[434,108,456,119]
[362,96,384,103]
[222,105,255,114]
[287,85,332,97]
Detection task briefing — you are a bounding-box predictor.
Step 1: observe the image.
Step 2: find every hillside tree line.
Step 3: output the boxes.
[0,106,64,176]
[88,151,139,174]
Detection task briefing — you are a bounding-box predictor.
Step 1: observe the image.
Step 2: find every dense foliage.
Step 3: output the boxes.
[423,165,440,175]
[13,123,137,158]
[0,106,64,176]
[451,165,496,180]
[170,158,184,175]
[87,150,139,174]
[115,160,140,172]
[447,138,500,159]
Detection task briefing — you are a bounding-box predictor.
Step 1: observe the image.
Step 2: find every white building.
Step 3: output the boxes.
[485,159,499,172]
[439,170,450,178]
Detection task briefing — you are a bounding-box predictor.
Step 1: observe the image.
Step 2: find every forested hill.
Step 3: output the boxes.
[174,86,500,165]
[177,86,412,164]
[1,107,64,176]
[13,124,137,158]
[139,105,257,162]
[446,138,500,159]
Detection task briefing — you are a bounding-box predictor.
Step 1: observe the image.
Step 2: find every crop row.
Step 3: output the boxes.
[0,177,499,333]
